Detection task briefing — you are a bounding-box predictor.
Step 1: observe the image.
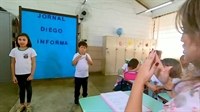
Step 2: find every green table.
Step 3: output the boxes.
[79,91,164,112]
[158,93,171,102]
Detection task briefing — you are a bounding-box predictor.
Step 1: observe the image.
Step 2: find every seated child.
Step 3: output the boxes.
[114,58,140,86]
[145,58,182,100]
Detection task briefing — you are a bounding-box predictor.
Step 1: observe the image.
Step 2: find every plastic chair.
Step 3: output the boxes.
[125,58,131,63]
[118,68,123,75]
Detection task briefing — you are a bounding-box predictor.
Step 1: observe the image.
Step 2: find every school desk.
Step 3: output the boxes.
[158,92,171,103]
[79,91,164,112]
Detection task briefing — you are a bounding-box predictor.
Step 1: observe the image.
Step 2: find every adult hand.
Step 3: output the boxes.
[136,50,159,83]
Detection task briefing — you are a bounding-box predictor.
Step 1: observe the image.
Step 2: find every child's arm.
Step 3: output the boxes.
[11,57,18,83]
[11,57,15,78]
[9,49,17,82]
[166,88,176,98]
[72,55,81,66]
[86,54,93,65]
[120,70,125,74]
[120,64,127,74]
[28,49,37,80]
[145,81,157,92]
[164,78,179,98]
[145,82,164,93]
[30,57,36,76]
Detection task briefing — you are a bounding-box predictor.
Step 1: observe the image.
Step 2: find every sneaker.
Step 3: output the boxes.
[25,106,32,112]
[16,106,25,112]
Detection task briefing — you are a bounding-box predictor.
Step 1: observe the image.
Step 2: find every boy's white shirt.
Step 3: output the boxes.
[72,53,92,78]
[9,47,37,75]
[122,63,129,72]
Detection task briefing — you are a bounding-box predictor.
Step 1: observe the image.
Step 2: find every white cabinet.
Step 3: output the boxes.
[115,37,125,73]
[125,38,134,59]
[102,36,117,75]
[133,39,144,61]
[102,36,157,75]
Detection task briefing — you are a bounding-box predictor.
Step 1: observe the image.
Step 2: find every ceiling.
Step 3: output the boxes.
[135,0,186,17]
[136,0,171,9]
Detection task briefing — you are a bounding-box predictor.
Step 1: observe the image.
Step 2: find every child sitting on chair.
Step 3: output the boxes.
[114,58,140,87]
[145,58,182,101]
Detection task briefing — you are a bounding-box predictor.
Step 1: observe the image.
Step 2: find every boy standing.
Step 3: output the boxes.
[72,41,93,105]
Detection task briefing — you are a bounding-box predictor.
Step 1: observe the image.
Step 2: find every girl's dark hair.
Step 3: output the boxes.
[161,58,182,78]
[128,58,139,69]
[78,41,88,48]
[16,33,32,47]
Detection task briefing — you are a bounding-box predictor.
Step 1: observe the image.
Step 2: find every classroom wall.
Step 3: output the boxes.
[2,0,153,72]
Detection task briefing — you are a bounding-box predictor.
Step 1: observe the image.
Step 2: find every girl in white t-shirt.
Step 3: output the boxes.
[9,33,37,112]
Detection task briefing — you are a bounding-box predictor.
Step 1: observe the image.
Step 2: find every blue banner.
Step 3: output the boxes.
[21,10,77,79]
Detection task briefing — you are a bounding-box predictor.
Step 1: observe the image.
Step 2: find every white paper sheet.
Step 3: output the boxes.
[100,91,151,112]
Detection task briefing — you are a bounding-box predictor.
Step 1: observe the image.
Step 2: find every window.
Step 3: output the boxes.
[154,13,183,59]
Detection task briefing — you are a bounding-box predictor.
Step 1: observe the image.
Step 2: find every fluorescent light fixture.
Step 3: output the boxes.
[136,0,174,15]
[82,0,87,5]
[145,1,173,13]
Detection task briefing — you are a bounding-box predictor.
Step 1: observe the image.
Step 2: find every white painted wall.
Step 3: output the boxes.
[2,0,153,46]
